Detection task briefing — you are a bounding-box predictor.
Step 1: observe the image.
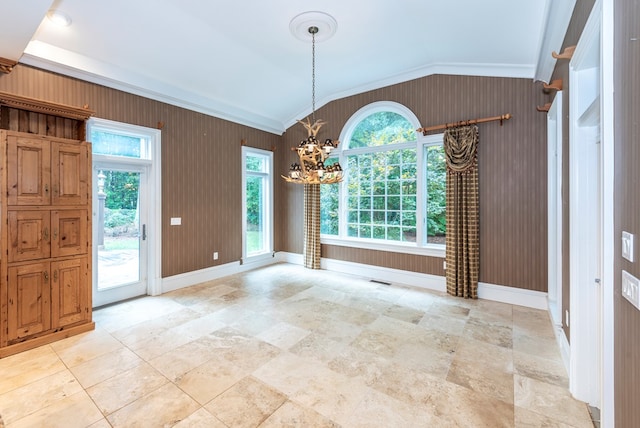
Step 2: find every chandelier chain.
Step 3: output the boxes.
[311,28,316,122]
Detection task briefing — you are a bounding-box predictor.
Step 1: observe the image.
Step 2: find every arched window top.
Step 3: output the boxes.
[340,101,420,150]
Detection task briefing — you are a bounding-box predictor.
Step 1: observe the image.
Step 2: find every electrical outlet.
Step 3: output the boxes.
[213,252,219,260]
[443,261,447,270]
[565,310,570,327]
[170,217,181,226]
[622,270,640,310]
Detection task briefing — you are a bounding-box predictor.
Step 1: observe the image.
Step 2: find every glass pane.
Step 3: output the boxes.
[348,112,417,148]
[91,131,143,158]
[246,176,264,254]
[246,155,266,172]
[320,173,339,235]
[426,145,447,244]
[97,170,140,289]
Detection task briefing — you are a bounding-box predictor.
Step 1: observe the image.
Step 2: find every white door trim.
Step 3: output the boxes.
[547,91,563,327]
[87,118,162,304]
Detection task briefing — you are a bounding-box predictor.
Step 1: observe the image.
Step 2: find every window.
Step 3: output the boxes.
[321,102,446,256]
[242,147,273,261]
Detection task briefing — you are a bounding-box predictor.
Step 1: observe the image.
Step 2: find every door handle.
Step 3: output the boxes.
[142,224,147,241]
[43,227,49,242]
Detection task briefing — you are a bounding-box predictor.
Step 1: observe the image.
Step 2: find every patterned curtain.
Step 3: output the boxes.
[444,125,480,298]
[303,184,321,269]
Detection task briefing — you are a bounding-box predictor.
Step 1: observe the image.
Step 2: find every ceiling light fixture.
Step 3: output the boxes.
[283,12,342,185]
[47,10,72,27]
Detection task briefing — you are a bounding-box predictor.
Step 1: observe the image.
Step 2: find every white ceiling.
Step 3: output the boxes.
[1,0,555,134]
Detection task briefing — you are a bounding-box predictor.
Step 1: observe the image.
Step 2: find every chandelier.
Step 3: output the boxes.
[282,21,343,185]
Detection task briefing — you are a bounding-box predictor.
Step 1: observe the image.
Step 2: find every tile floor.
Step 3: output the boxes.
[0,263,594,427]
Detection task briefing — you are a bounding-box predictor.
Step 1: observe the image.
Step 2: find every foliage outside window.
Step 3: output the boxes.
[321,104,446,249]
[242,147,273,259]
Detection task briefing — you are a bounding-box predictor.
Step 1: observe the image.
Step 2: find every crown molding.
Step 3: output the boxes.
[533,0,577,83]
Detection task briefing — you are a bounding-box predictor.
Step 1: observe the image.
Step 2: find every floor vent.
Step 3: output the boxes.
[370,279,391,286]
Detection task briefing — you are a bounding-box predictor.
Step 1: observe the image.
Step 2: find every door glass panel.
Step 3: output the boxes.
[245,174,264,255]
[96,169,140,289]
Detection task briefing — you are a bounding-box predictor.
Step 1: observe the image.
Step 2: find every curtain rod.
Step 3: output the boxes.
[416,113,512,136]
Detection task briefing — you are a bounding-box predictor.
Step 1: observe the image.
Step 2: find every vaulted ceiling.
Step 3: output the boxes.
[0,0,568,134]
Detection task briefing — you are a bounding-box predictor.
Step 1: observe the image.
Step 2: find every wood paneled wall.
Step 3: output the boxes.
[0,65,281,277]
[614,0,640,424]
[281,74,549,292]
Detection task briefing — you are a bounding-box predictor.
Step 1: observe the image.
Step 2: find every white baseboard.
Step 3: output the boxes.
[277,252,548,310]
[478,281,548,310]
[160,252,548,311]
[556,325,571,374]
[161,256,277,293]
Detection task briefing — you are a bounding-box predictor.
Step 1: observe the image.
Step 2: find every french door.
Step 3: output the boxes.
[92,162,149,307]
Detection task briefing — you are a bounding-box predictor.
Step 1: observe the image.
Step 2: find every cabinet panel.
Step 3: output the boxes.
[7,136,51,205]
[8,210,51,262]
[51,258,88,328]
[7,262,52,341]
[52,210,88,257]
[52,142,87,206]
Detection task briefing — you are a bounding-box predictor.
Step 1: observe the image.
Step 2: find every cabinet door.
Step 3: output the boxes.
[7,136,51,206]
[51,258,89,328]
[52,142,88,206]
[8,210,51,262]
[51,210,88,257]
[7,262,52,341]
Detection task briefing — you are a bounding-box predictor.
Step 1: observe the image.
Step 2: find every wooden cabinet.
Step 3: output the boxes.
[1,127,93,357]
[7,135,88,207]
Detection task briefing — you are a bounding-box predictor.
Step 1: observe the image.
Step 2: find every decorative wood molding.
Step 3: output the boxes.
[552,45,576,60]
[0,57,18,74]
[537,102,552,113]
[0,91,94,120]
[543,79,563,91]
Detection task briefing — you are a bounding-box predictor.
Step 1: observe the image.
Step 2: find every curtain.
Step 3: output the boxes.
[303,183,321,269]
[444,125,479,299]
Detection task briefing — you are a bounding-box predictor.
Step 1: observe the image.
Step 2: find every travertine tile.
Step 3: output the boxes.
[205,376,286,427]
[446,357,514,404]
[172,408,227,428]
[346,388,446,427]
[514,406,581,427]
[0,264,593,428]
[252,352,318,396]
[106,383,200,427]
[383,303,425,324]
[513,331,562,360]
[86,362,167,415]
[50,329,124,368]
[0,345,66,395]
[0,370,83,424]
[70,347,143,388]
[148,336,228,382]
[423,376,515,427]
[514,374,593,427]
[514,350,569,388]
[175,358,247,405]
[8,391,103,428]
[463,316,513,348]
[259,401,339,428]
[290,364,370,425]
[255,321,311,349]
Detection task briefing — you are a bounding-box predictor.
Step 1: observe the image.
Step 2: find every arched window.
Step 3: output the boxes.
[321,102,446,255]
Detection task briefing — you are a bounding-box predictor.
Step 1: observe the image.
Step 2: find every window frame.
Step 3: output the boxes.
[241,146,274,263]
[321,102,445,258]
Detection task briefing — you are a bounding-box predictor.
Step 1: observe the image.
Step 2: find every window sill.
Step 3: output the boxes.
[321,236,445,258]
